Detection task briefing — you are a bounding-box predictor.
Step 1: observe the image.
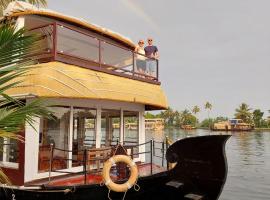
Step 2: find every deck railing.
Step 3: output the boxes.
[45,138,169,184]
[28,23,159,84]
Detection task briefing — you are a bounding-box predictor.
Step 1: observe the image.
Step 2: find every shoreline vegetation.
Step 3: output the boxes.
[145,103,270,130]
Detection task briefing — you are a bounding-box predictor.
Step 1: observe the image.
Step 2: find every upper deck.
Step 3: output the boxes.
[7,8,160,85]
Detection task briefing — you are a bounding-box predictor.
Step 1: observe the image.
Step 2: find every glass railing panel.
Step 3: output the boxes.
[101,41,133,75]
[134,52,158,80]
[57,25,99,62]
[28,24,54,55]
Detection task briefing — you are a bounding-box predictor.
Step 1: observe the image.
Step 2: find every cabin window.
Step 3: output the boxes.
[123,111,139,156]
[72,108,96,167]
[38,107,70,172]
[57,25,99,62]
[101,109,121,147]
[0,137,19,167]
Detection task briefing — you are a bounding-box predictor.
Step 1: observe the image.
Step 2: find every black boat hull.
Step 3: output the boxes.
[0,135,231,200]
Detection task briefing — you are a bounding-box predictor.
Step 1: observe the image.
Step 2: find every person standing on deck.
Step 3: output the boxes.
[144,38,159,77]
[135,40,146,74]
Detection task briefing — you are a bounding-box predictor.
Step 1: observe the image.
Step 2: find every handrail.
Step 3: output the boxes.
[27,23,160,83]
[46,138,169,184]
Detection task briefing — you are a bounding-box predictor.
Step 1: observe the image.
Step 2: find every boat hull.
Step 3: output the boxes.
[0,135,231,200]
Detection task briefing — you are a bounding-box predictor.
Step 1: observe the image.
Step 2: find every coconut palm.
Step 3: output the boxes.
[0,24,52,184]
[0,0,47,16]
[205,101,212,128]
[192,106,200,127]
[234,103,252,123]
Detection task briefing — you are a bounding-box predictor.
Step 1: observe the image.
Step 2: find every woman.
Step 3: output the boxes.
[135,40,146,74]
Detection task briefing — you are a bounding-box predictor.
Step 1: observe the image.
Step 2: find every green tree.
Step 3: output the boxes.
[204,101,212,128]
[0,25,52,184]
[0,0,47,16]
[180,109,197,127]
[234,103,253,123]
[253,109,264,128]
[160,107,175,127]
[192,106,200,127]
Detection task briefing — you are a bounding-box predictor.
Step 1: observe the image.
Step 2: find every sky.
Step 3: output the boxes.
[47,0,270,120]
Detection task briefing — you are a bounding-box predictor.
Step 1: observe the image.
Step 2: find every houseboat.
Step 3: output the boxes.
[0,2,231,200]
[212,119,254,131]
[180,125,196,130]
[145,118,164,130]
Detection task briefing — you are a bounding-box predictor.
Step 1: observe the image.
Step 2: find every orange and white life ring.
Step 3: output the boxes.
[102,155,138,192]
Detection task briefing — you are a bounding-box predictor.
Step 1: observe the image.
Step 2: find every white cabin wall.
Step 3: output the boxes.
[24,116,40,182]
[24,98,146,182]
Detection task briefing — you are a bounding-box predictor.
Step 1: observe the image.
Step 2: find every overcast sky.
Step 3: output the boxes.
[47,0,270,119]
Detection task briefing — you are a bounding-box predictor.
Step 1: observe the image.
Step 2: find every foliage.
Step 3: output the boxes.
[192,105,200,115]
[253,109,264,128]
[180,109,197,126]
[0,24,52,184]
[234,103,253,123]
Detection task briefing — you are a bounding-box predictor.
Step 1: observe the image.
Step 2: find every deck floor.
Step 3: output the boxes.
[35,163,166,187]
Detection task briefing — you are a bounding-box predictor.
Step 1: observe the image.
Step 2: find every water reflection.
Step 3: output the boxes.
[146,128,270,200]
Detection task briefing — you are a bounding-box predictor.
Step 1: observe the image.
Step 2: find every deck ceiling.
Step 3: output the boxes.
[6,62,168,110]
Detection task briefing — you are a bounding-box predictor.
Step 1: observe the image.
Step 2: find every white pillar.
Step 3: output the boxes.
[96,107,101,148]
[139,110,145,162]
[120,109,124,144]
[68,106,73,168]
[24,117,40,182]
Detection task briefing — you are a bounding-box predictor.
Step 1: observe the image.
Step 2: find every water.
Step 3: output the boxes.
[147,128,270,200]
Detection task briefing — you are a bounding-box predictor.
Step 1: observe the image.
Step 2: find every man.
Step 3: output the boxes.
[144,38,159,77]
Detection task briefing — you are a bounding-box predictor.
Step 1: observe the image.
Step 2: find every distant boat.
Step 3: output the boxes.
[145,118,164,130]
[181,125,196,130]
[212,119,254,131]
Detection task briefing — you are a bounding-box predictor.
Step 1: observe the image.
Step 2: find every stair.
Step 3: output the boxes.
[184,193,204,200]
[166,180,184,189]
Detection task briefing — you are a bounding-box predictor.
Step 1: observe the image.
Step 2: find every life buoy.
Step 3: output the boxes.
[102,155,138,192]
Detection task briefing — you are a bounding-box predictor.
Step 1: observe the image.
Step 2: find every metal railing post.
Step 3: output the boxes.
[48,143,54,183]
[132,52,135,77]
[156,59,159,81]
[165,136,169,170]
[83,148,87,184]
[162,140,165,167]
[153,139,155,156]
[150,139,153,175]
[52,22,57,60]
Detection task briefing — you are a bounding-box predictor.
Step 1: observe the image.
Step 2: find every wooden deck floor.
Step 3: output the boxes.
[47,163,166,186]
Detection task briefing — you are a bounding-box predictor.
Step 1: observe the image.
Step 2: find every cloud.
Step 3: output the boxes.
[119,0,160,33]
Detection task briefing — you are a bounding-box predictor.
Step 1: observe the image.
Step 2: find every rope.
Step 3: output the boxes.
[107,189,112,200]
[122,191,128,200]
[134,183,140,192]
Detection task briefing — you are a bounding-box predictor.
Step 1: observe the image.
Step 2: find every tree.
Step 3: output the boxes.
[0,0,47,16]
[234,103,253,123]
[253,109,264,128]
[204,101,212,128]
[180,109,197,127]
[0,24,52,184]
[192,106,200,127]
[160,107,175,127]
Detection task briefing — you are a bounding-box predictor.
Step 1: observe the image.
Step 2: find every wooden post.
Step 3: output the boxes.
[48,143,54,183]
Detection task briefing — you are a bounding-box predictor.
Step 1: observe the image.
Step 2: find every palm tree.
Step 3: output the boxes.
[0,24,52,184]
[0,0,47,16]
[234,103,252,123]
[192,106,200,127]
[205,101,212,128]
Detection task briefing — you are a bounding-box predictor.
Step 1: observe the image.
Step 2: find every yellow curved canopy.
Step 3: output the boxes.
[7,62,168,110]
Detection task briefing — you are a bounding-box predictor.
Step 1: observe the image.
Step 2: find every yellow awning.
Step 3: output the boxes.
[7,62,168,110]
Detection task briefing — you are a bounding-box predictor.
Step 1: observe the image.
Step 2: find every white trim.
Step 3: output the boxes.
[120,109,124,144]
[68,106,74,169]
[0,161,19,169]
[96,107,101,148]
